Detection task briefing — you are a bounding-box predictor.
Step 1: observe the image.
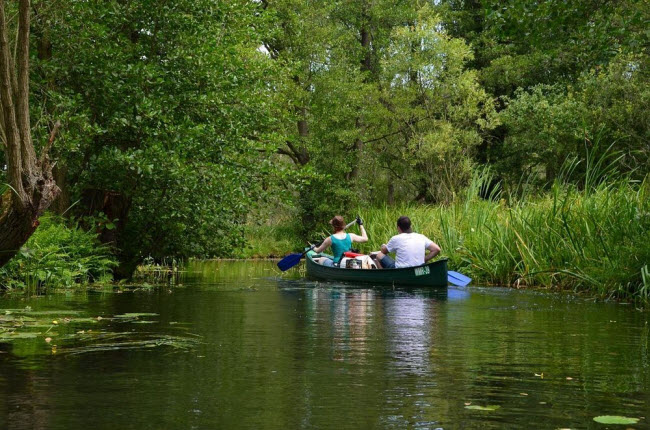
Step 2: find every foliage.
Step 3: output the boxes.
[29,0,284,262]
[437,0,650,96]
[0,217,117,289]
[497,53,650,184]
[370,7,497,203]
[359,169,650,303]
[132,256,182,285]
[1,0,648,284]
[263,1,497,231]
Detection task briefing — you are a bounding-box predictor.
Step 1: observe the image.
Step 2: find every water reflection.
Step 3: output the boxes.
[0,261,648,430]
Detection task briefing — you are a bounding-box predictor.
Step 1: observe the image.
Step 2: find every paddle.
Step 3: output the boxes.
[277,219,357,272]
[448,270,472,287]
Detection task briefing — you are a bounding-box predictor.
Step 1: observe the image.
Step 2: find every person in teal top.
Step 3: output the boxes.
[314,215,368,266]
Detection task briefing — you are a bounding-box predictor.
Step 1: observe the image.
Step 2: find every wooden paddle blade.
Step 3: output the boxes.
[448,270,472,287]
[277,253,303,271]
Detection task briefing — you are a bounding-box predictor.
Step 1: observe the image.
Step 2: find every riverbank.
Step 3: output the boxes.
[246,177,650,303]
[3,177,648,304]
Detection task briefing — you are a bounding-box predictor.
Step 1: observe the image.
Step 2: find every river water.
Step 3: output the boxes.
[0,260,648,429]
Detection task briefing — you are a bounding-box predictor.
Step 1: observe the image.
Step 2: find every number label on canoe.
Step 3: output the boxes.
[414,266,430,277]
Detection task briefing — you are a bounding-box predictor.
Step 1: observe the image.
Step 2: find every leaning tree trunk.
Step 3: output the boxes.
[0,0,59,268]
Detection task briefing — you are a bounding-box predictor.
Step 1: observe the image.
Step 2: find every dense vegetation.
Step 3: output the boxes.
[0,216,116,289]
[1,0,648,298]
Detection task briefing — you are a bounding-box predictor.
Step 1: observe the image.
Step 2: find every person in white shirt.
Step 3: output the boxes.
[375,216,441,269]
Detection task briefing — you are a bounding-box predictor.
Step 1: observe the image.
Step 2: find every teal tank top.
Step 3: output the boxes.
[330,233,352,263]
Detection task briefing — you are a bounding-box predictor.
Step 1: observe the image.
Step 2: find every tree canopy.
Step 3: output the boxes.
[1,0,648,271]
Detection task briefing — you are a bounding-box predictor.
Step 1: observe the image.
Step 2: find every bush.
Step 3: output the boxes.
[0,216,117,289]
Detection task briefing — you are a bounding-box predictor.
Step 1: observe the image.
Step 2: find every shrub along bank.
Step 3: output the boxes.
[0,217,117,290]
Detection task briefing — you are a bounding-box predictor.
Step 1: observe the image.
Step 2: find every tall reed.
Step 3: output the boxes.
[361,172,650,303]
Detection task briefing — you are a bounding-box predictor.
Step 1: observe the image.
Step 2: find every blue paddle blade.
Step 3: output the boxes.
[277,253,303,271]
[448,270,472,287]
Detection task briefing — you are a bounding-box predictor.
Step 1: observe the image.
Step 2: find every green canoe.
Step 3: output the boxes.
[305,251,448,287]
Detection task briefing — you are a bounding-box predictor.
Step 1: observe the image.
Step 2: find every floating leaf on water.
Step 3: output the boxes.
[10,310,82,316]
[593,416,639,425]
[465,405,500,411]
[0,332,40,340]
[131,321,157,324]
[113,313,159,318]
[66,318,99,323]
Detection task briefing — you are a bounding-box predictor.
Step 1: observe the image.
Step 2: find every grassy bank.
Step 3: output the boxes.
[247,175,650,303]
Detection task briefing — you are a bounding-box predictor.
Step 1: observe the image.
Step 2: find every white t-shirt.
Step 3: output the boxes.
[386,233,434,268]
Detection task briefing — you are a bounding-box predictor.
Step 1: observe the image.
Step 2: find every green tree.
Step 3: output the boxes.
[31,0,284,274]
[367,7,497,203]
[498,53,650,185]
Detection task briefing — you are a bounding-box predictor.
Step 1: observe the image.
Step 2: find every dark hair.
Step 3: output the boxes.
[397,216,412,233]
[330,215,346,232]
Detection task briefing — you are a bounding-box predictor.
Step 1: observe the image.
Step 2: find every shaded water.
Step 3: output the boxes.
[0,260,649,429]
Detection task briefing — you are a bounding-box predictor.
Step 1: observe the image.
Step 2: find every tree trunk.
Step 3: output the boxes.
[387,182,394,205]
[0,175,58,267]
[348,5,372,180]
[51,164,70,215]
[0,0,59,269]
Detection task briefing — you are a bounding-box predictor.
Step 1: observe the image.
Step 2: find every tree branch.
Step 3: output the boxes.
[277,146,299,165]
[40,120,61,165]
[362,115,433,145]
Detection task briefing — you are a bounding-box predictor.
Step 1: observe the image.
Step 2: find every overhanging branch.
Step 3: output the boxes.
[40,120,61,165]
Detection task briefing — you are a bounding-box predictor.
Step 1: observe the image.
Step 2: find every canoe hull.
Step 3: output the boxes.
[305,251,448,287]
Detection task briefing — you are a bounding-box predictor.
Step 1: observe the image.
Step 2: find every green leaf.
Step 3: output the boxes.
[593,416,639,425]
[465,405,501,411]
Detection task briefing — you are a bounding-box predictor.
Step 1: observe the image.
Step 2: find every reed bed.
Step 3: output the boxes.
[361,174,650,303]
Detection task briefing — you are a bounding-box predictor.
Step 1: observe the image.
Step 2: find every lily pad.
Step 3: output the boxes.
[465,405,500,411]
[593,416,639,425]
